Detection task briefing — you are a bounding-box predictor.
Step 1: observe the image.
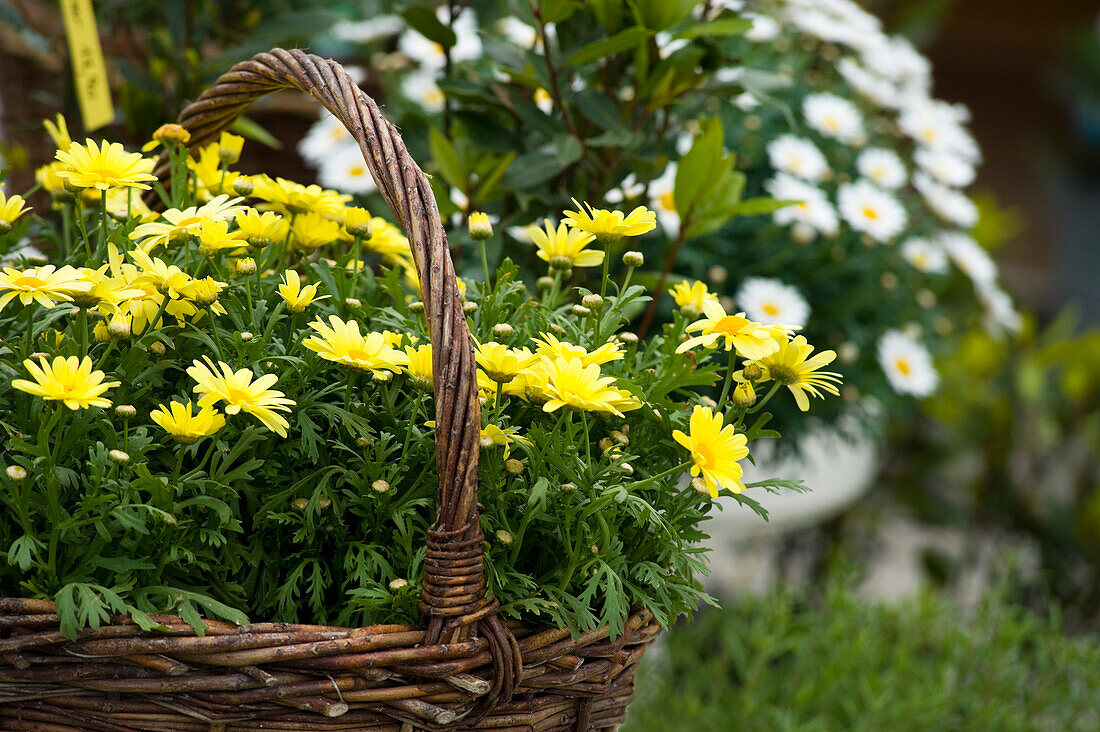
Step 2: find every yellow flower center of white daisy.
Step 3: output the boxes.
[895,358,911,376]
[659,191,675,211]
[762,302,779,317]
[12,275,45,289]
[432,42,444,55]
[921,128,936,143]
[348,165,366,177]
[823,116,839,131]
[424,90,444,103]
[862,206,879,221]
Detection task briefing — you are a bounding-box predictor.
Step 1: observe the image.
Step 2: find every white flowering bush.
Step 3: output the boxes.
[299,0,1017,442]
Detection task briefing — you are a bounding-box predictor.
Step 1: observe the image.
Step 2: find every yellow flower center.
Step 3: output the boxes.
[712,314,750,336]
[895,358,911,376]
[348,165,366,177]
[346,346,375,362]
[694,442,715,469]
[12,275,45,289]
[225,387,252,405]
[863,207,879,220]
[823,117,839,131]
[93,167,118,180]
[660,191,675,212]
[762,303,779,317]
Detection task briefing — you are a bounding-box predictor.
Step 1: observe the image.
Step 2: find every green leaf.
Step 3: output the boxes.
[428,127,466,190]
[229,117,282,151]
[673,18,753,40]
[540,0,581,24]
[401,6,456,48]
[564,27,654,67]
[723,197,797,217]
[674,117,734,218]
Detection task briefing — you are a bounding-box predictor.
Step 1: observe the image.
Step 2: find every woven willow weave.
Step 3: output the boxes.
[0,50,659,731]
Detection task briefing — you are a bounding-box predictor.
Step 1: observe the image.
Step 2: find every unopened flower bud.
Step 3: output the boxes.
[30,352,49,361]
[700,395,718,409]
[235,257,257,275]
[549,255,573,270]
[6,465,28,482]
[610,430,629,445]
[240,331,254,342]
[150,341,167,356]
[707,265,728,284]
[389,578,408,590]
[599,437,614,453]
[108,449,130,464]
[408,301,425,314]
[692,478,709,494]
[344,206,372,238]
[505,458,525,475]
[732,382,757,408]
[232,177,255,196]
[493,323,514,338]
[468,212,493,240]
[343,297,361,309]
[371,479,391,493]
[550,323,566,334]
[495,529,513,545]
[620,462,634,474]
[103,318,130,339]
[463,301,478,313]
[218,131,244,165]
[590,543,599,554]
[571,305,591,317]
[622,251,644,267]
[581,294,603,310]
[537,276,555,291]
[838,341,859,364]
[916,289,936,309]
[153,123,191,146]
[291,497,309,511]
[742,363,763,381]
[356,436,372,448]
[880,272,898,290]
[560,481,576,493]
[618,331,638,345]
[317,492,331,509]
[115,404,137,419]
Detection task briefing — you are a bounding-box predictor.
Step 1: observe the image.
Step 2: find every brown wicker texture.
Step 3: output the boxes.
[0,49,659,731]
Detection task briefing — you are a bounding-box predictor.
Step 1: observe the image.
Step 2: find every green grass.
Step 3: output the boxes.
[623,582,1100,731]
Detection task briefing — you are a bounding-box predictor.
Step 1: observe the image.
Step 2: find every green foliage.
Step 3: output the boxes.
[625,582,1100,730]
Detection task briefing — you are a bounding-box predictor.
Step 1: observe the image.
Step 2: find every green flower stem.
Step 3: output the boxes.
[344,371,357,412]
[78,308,89,358]
[627,460,694,494]
[716,350,738,414]
[580,411,593,475]
[599,247,612,300]
[74,199,92,262]
[399,389,426,459]
[544,269,564,309]
[620,264,636,294]
[44,405,67,579]
[480,239,491,288]
[98,189,108,260]
[747,381,783,415]
[24,307,35,357]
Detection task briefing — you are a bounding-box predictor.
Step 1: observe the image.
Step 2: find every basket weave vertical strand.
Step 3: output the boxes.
[0,49,658,731]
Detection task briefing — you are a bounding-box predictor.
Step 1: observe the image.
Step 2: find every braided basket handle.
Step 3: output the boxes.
[175,51,518,696]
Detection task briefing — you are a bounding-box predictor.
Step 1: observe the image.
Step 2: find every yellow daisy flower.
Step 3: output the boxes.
[12,356,121,410]
[43,114,73,150]
[193,217,246,256]
[404,344,434,389]
[55,139,156,191]
[186,143,240,201]
[528,218,601,269]
[302,315,409,379]
[278,270,328,313]
[0,265,90,312]
[150,400,226,444]
[71,265,144,311]
[669,280,721,316]
[250,175,350,218]
[562,198,656,242]
[0,192,30,230]
[36,162,69,198]
[475,341,537,384]
[540,356,627,416]
[127,249,191,298]
[235,209,288,246]
[290,211,342,251]
[673,405,749,497]
[186,357,295,437]
[479,424,532,458]
[532,333,624,368]
[751,335,842,412]
[129,195,246,252]
[676,300,785,361]
[363,217,412,263]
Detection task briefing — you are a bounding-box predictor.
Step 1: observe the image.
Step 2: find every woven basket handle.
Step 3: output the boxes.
[175,51,512,672]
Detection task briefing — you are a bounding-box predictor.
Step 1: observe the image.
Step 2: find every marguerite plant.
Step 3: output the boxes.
[0,118,837,641]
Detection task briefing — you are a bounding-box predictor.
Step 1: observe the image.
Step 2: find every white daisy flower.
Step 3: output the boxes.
[647,163,680,234]
[298,114,353,167]
[939,231,997,287]
[856,148,907,189]
[331,15,404,44]
[914,147,976,188]
[767,135,829,182]
[604,174,645,205]
[317,145,378,195]
[398,7,481,70]
[787,9,858,46]
[878,329,939,396]
[766,173,839,236]
[900,237,949,274]
[497,17,538,49]
[534,88,554,114]
[898,100,980,161]
[734,92,760,111]
[977,283,1022,335]
[401,71,445,113]
[860,36,931,91]
[803,93,864,144]
[837,57,899,109]
[913,173,979,228]
[736,277,811,328]
[837,180,908,242]
[744,13,781,42]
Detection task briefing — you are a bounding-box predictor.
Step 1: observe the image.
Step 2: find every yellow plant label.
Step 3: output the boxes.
[60,0,114,131]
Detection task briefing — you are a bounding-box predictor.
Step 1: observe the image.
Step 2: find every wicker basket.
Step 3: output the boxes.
[0,49,660,731]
